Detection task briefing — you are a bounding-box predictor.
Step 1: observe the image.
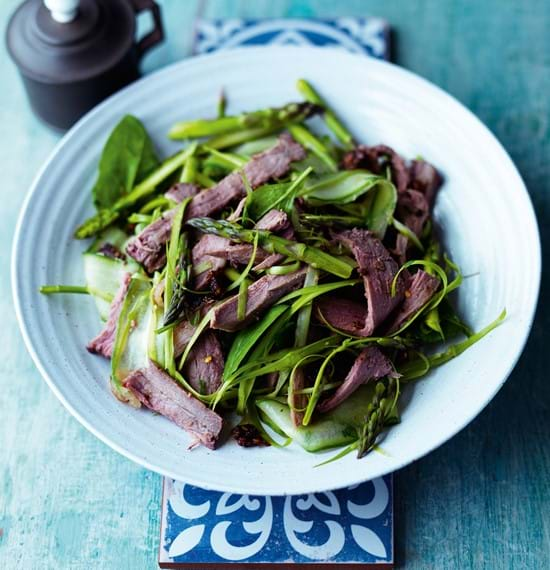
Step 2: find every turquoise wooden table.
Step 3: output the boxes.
[1,1,548,568]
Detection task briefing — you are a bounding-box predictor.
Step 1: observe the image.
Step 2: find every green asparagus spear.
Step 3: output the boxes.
[186,217,353,279]
[357,377,398,458]
[74,144,197,239]
[40,285,91,295]
[207,126,282,150]
[217,89,227,118]
[180,155,198,183]
[168,102,322,140]
[296,79,354,149]
[288,124,338,172]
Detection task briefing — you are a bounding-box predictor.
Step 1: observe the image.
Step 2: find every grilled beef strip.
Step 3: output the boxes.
[197,209,291,268]
[165,182,200,203]
[87,272,131,358]
[211,268,307,332]
[173,301,216,358]
[316,296,369,336]
[98,242,126,261]
[182,330,224,395]
[385,270,440,334]
[232,424,269,447]
[124,361,222,449]
[185,133,306,219]
[255,209,290,232]
[394,189,430,260]
[191,234,230,290]
[409,159,443,207]
[126,210,175,273]
[127,134,305,274]
[318,346,397,413]
[342,144,409,193]
[173,320,197,357]
[317,229,407,336]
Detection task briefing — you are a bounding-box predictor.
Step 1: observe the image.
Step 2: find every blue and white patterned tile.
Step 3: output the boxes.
[194,18,390,60]
[159,476,393,566]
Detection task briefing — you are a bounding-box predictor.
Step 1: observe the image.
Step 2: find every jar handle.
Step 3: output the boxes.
[130,0,164,58]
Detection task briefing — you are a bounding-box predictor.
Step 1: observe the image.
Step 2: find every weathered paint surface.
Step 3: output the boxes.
[1,0,549,568]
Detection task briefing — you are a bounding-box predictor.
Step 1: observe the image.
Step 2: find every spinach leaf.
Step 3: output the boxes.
[92,115,160,209]
[301,170,383,204]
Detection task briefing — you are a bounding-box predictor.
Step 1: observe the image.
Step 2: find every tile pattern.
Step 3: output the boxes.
[194,18,390,59]
[160,477,393,566]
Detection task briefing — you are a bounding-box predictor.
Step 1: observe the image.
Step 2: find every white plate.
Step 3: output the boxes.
[12,47,540,495]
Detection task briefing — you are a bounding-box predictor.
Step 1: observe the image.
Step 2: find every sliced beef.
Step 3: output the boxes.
[232,424,269,447]
[173,302,216,357]
[316,297,369,336]
[255,209,290,232]
[329,229,408,336]
[126,210,174,273]
[199,241,270,266]
[98,242,125,261]
[192,234,229,290]
[128,135,304,273]
[124,361,223,449]
[409,159,442,207]
[252,253,285,272]
[342,144,409,193]
[173,321,197,357]
[183,330,224,395]
[87,272,131,358]
[194,209,290,270]
[185,133,306,220]
[264,371,279,389]
[385,270,440,334]
[318,346,397,413]
[394,189,430,260]
[211,268,307,332]
[165,182,200,203]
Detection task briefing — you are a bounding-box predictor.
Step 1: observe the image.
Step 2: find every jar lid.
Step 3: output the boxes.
[6,0,136,84]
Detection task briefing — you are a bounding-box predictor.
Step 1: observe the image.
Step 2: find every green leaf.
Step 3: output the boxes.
[365,178,397,238]
[75,145,196,239]
[136,130,161,181]
[92,115,159,209]
[246,182,291,220]
[225,304,288,380]
[247,167,313,220]
[302,170,382,204]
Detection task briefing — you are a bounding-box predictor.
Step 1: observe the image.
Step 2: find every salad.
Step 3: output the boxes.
[41,79,504,461]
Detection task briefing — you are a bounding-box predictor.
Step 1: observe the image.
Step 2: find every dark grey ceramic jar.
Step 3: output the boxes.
[6,0,163,130]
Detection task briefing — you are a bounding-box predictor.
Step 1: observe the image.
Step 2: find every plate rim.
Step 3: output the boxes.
[11,46,542,494]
